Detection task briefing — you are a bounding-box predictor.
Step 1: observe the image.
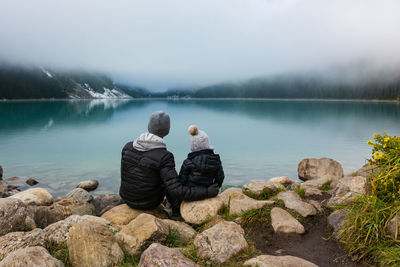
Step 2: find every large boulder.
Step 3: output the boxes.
[29,205,72,229]
[65,188,93,203]
[53,198,96,216]
[76,180,99,192]
[92,194,123,216]
[139,243,199,267]
[0,198,36,236]
[268,176,298,189]
[181,197,224,225]
[0,246,64,267]
[101,204,167,226]
[162,219,196,244]
[218,187,244,207]
[67,217,123,267]
[44,215,113,246]
[327,176,368,207]
[229,193,274,216]
[116,213,169,256]
[270,207,305,234]
[9,188,53,206]
[298,157,344,181]
[0,229,47,259]
[244,255,318,267]
[276,191,317,217]
[194,221,247,263]
[242,180,276,195]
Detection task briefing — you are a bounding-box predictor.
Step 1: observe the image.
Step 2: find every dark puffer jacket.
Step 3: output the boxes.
[120,142,211,210]
[179,149,224,187]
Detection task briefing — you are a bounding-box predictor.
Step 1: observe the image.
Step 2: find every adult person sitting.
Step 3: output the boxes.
[119,110,219,215]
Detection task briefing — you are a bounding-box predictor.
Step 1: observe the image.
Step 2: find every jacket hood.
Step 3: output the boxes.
[132,132,166,152]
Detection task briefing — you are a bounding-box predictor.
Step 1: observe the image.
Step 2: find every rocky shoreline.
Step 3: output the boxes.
[0,158,380,266]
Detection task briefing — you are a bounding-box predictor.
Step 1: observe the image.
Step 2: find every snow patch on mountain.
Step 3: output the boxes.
[41,68,53,78]
[81,83,131,99]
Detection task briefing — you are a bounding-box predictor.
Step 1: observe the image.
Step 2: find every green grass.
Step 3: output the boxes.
[294,185,306,198]
[163,227,184,248]
[218,206,238,221]
[117,255,140,267]
[243,186,285,200]
[48,242,71,267]
[337,195,400,264]
[318,180,333,191]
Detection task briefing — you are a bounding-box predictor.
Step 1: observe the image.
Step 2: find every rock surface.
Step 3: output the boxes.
[65,188,93,203]
[9,188,53,206]
[0,246,64,267]
[298,157,344,181]
[0,198,36,236]
[25,178,39,186]
[139,243,199,267]
[162,219,196,244]
[271,207,305,234]
[276,191,317,217]
[244,255,318,267]
[44,215,113,246]
[181,197,224,225]
[0,181,7,197]
[194,221,248,263]
[268,176,297,189]
[67,217,123,267]
[242,180,276,195]
[327,176,367,207]
[229,193,274,216]
[303,186,323,197]
[117,213,169,256]
[0,229,47,259]
[92,194,123,216]
[387,212,400,239]
[76,180,99,191]
[101,204,167,226]
[29,205,72,229]
[218,187,244,207]
[328,210,348,235]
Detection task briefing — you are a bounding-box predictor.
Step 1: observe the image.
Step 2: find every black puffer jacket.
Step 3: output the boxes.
[120,142,211,210]
[179,149,224,187]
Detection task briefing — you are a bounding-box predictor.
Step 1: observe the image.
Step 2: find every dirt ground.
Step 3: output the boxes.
[244,194,369,267]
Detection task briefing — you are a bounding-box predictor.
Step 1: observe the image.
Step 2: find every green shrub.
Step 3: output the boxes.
[318,180,333,191]
[243,186,285,200]
[164,227,184,248]
[294,185,305,198]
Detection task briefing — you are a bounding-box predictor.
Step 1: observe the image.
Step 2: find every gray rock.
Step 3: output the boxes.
[162,219,197,244]
[244,255,318,267]
[92,194,122,216]
[328,210,348,234]
[276,191,317,217]
[67,217,124,267]
[0,198,36,236]
[139,243,199,267]
[26,178,39,186]
[28,205,72,229]
[270,207,305,234]
[181,197,224,225]
[65,188,93,203]
[298,157,344,181]
[0,229,47,259]
[0,246,64,267]
[76,180,99,192]
[9,188,53,206]
[387,212,400,239]
[194,221,248,263]
[0,181,8,197]
[327,176,368,207]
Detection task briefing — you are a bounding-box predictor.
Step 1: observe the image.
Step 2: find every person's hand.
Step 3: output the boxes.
[207,183,219,198]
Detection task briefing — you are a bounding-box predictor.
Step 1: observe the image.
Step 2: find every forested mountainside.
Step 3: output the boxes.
[164,74,400,100]
[0,63,149,99]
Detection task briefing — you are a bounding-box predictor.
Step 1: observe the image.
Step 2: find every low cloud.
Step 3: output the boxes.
[0,0,399,90]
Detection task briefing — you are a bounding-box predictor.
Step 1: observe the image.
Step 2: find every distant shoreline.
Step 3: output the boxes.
[1,97,399,103]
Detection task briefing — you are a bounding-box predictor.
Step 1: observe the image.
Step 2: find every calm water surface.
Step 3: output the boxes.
[1,99,399,196]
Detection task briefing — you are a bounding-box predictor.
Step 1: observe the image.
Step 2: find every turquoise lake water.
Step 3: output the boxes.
[0,99,399,197]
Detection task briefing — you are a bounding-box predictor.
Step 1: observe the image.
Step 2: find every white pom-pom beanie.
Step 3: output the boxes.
[188,125,213,152]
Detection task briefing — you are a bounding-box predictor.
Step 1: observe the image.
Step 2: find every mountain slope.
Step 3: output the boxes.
[0,63,147,99]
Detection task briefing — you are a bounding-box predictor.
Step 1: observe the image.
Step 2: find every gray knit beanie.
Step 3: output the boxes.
[148,111,170,138]
[188,125,213,152]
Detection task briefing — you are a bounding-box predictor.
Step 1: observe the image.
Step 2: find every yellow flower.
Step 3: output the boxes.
[383,144,387,148]
[384,137,389,142]
[367,140,373,145]
[374,134,378,139]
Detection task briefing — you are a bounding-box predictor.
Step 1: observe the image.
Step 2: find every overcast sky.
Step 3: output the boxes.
[0,0,400,91]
